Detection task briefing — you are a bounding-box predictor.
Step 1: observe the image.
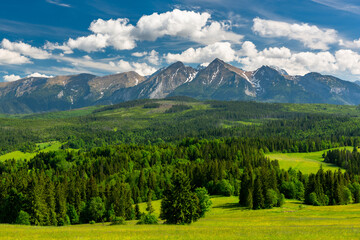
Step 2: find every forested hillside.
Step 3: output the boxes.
[1,99,360,226]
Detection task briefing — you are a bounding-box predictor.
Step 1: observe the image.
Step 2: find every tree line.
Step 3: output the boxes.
[1,138,360,226]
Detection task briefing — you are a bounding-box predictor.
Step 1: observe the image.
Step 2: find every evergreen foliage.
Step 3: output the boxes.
[160,170,200,224]
[88,197,105,222]
[2,100,360,225]
[135,204,142,220]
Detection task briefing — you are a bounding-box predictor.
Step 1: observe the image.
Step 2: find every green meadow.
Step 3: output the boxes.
[1,196,360,240]
[0,141,63,162]
[265,147,353,174]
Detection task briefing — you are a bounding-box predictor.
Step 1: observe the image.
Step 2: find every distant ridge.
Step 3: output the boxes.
[1,59,360,113]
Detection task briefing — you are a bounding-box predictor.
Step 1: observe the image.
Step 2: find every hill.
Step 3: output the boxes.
[1,98,359,154]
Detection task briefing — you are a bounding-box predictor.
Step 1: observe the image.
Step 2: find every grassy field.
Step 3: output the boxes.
[0,141,63,162]
[1,196,360,240]
[265,147,353,174]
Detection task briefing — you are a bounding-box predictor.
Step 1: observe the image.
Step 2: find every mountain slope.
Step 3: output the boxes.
[1,58,360,114]
[171,58,256,100]
[297,73,360,104]
[172,61,360,105]
[108,61,197,102]
[135,61,197,99]
[0,72,145,113]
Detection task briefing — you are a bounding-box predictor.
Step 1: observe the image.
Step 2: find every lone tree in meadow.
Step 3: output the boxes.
[160,170,200,224]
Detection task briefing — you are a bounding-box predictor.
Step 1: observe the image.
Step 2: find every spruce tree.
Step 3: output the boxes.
[146,191,154,214]
[160,170,200,224]
[253,176,264,210]
[135,204,142,220]
[46,178,57,225]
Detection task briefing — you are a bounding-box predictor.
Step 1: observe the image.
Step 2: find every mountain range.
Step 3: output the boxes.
[1,58,360,114]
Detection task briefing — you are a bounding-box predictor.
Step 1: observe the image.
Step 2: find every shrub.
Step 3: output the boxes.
[58,215,70,226]
[343,187,352,205]
[67,204,79,224]
[135,204,142,220]
[278,193,285,207]
[89,220,95,224]
[137,213,158,225]
[143,103,161,109]
[195,187,212,217]
[110,216,126,225]
[165,104,192,113]
[308,192,320,206]
[15,211,30,225]
[215,179,234,196]
[265,189,278,208]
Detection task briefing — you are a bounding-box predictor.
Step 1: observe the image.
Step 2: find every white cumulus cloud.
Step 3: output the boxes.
[165,42,237,63]
[252,18,338,50]
[132,51,148,57]
[1,39,51,59]
[26,72,54,78]
[44,41,73,54]
[67,34,109,53]
[88,18,136,50]
[131,50,160,65]
[335,49,360,75]
[339,38,360,49]
[3,74,21,82]
[238,41,338,75]
[57,55,157,76]
[134,9,242,45]
[0,49,31,65]
[110,60,157,76]
[51,9,243,53]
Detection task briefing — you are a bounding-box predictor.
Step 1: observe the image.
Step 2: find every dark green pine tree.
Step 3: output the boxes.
[110,182,134,220]
[29,171,49,226]
[160,170,200,224]
[314,175,328,206]
[2,188,24,223]
[334,180,344,205]
[253,176,264,210]
[135,204,142,220]
[239,166,253,207]
[146,191,155,213]
[138,169,147,201]
[246,189,253,209]
[55,182,68,225]
[45,177,57,226]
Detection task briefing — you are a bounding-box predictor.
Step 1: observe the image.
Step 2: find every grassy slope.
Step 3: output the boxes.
[0,106,101,119]
[1,196,360,240]
[265,147,353,174]
[0,141,63,161]
[0,100,359,149]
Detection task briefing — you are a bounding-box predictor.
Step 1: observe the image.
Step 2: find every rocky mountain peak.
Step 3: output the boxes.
[2,58,360,114]
[167,61,185,70]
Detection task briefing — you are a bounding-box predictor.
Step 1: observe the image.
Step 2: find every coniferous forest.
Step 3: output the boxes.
[1,98,360,226]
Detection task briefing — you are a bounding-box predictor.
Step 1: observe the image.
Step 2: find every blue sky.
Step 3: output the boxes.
[1,0,360,82]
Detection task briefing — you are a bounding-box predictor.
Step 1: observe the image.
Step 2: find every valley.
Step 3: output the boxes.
[1,99,360,237]
[2,1,360,239]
